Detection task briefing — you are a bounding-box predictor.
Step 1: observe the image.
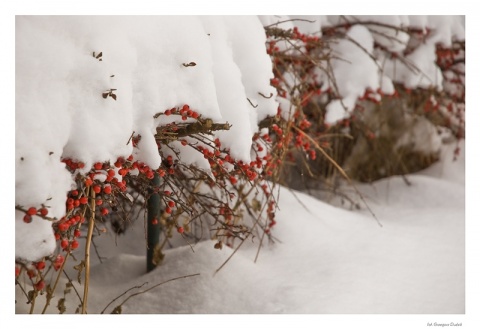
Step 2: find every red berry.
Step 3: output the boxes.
[229,176,238,184]
[34,280,45,291]
[39,207,48,216]
[151,218,158,225]
[61,239,69,249]
[101,208,109,216]
[53,255,64,271]
[74,229,81,237]
[94,162,103,170]
[58,222,69,232]
[191,111,199,119]
[15,266,20,278]
[165,207,172,214]
[181,140,188,146]
[168,201,175,208]
[85,177,93,187]
[80,196,88,205]
[27,269,36,278]
[71,190,79,196]
[182,104,189,112]
[165,109,172,116]
[35,261,46,270]
[96,199,103,206]
[27,207,37,216]
[93,185,101,194]
[177,227,184,234]
[71,240,79,250]
[181,116,187,121]
[107,169,115,177]
[103,185,112,194]
[23,214,32,223]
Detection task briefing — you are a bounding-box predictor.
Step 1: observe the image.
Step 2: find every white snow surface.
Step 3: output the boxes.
[15,141,465,315]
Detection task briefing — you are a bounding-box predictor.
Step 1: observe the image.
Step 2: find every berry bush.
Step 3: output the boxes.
[15,16,464,314]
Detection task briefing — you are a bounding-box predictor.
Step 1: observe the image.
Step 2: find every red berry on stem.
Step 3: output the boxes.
[39,207,48,216]
[35,261,46,270]
[93,185,101,194]
[177,227,184,234]
[61,239,69,249]
[103,185,112,194]
[101,208,109,216]
[168,200,175,208]
[35,280,45,291]
[71,240,79,250]
[94,162,103,170]
[27,207,37,216]
[23,215,32,223]
[80,196,88,205]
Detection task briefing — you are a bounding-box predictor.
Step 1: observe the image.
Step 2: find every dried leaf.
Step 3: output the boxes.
[74,261,85,284]
[102,93,109,99]
[111,305,122,314]
[111,94,117,101]
[96,52,103,59]
[251,199,261,212]
[57,298,66,314]
[214,241,223,250]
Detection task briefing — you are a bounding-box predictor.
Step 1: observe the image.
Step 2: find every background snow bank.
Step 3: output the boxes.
[15,16,277,261]
[264,15,464,124]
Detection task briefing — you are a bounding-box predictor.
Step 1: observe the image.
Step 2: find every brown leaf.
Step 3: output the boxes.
[111,94,117,101]
[102,93,109,99]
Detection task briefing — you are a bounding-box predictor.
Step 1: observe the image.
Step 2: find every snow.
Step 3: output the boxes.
[6,7,477,328]
[15,140,465,316]
[15,15,277,261]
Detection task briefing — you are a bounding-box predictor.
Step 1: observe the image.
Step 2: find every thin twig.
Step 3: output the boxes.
[265,18,317,28]
[292,126,382,227]
[82,186,96,314]
[100,282,148,314]
[107,273,200,313]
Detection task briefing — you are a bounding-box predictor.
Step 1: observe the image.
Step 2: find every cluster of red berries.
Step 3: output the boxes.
[22,206,49,223]
[164,104,200,121]
[15,254,65,292]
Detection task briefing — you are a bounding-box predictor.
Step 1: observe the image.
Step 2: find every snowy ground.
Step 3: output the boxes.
[15,142,466,321]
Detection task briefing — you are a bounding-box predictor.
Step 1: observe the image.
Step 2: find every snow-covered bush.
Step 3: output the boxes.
[261,15,464,188]
[15,15,465,313]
